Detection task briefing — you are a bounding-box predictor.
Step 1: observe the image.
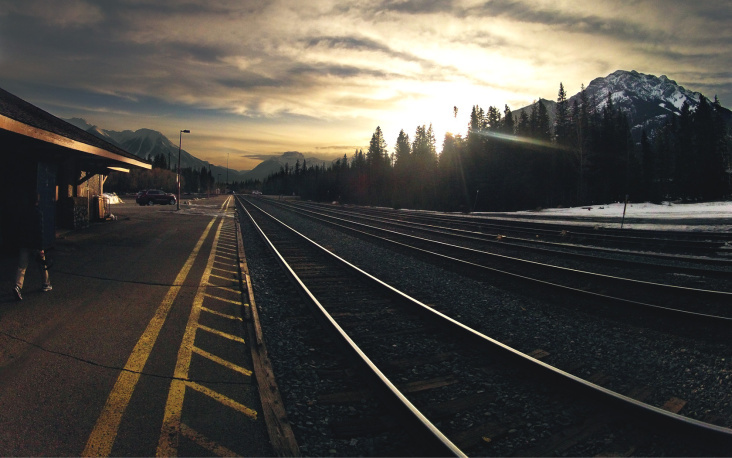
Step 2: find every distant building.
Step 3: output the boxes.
[0,87,151,253]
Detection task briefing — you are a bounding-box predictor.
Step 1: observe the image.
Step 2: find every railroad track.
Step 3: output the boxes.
[249,198,732,330]
[290,200,732,269]
[236,196,732,457]
[294,201,732,255]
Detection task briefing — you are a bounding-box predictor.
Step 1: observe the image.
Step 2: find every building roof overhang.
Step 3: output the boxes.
[0,87,151,172]
[0,113,151,171]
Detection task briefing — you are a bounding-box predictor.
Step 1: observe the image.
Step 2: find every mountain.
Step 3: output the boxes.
[244,151,332,181]
[514,70,732,142]
[65,119,251,182]
[65,119,334,182]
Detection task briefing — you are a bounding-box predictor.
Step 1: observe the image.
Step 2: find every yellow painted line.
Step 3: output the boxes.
[157,218,224,456]
[212,286,241,295]
[191,346,253,377]
[200,306,242,321]
[185,381,257,419]
[197,324,246,344]
[211,267,238,275]
[82,218,216,457]
[157,216,258,456]
[215,254,237,261]
[208,273,235,282]
[180,423,240,457]
[202,293,242,306]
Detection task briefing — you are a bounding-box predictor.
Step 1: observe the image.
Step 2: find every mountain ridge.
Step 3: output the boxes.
[513,69,731,142]
[64,119,334,182]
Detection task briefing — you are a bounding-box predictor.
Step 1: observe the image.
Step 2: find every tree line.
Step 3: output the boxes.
[106,153,221,195]
[262,84,731,211]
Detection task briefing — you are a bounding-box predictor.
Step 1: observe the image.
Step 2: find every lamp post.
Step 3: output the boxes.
[217,173,221,194]
[177,129,190,210]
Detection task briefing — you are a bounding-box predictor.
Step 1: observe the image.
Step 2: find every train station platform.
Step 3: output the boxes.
[0,196,296,456]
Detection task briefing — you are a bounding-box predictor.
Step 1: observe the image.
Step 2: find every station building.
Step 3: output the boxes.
[0,87,151,254]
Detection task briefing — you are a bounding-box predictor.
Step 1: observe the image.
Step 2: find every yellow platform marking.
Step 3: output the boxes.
[197,324,246,344]
[211,267,238,275]
[191,346,252,377]
[209,286,241,295]
[180,423,240,457]
[157,217,256,456]
[208,273,235,282]
[186,381,257,418]
[201,306,242,321]
[82,218,216,457]
[202,294,242,306]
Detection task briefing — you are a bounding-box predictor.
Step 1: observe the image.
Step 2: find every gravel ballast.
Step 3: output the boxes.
[238,199,732,455]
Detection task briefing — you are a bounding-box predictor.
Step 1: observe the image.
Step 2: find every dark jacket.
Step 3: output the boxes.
[19,205,44,250]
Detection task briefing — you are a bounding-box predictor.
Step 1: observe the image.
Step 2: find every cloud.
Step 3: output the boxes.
[0,0,730,169]
[0,0,104,27]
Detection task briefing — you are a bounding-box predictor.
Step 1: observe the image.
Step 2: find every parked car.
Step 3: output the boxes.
[136,189,176,206]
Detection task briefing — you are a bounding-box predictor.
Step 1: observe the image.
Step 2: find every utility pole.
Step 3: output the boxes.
[177,129,190,210]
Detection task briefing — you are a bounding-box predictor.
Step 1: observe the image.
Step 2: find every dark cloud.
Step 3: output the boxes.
[288,62,389,80]
[376,0,455,15]
[463,0,662,43]
[316,145,360,150]
[243,153,280,161]
[304,34,435,68]
[216,74,283,90]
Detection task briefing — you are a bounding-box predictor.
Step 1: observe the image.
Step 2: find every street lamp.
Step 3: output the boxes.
[177,129,190,210]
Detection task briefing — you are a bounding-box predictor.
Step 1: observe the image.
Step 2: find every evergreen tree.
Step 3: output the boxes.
[367,126,388,171]
[394,129,411,170]
[411,124,438,208]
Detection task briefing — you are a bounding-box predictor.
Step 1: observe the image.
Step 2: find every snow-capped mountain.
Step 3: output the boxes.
[516,70,731,141]
[578,70,715,139]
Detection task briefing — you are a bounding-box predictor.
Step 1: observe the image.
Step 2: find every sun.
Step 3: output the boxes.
[378,79,511,153]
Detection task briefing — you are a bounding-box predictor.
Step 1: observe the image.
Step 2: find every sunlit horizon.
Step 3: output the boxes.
[0,0,729,171]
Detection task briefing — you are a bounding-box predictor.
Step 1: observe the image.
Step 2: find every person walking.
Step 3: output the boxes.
[13,193,51,300]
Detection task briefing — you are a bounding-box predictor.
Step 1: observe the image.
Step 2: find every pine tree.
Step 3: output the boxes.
[367,126,388,171]
[394,129,411,170]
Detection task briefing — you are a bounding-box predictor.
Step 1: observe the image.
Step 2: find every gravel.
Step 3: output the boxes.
[238,199,732,456]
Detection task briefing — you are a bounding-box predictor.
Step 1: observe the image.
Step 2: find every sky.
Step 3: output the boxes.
[0,0,730,172]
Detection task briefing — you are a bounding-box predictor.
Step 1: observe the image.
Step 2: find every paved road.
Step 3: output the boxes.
[0,196,272,456]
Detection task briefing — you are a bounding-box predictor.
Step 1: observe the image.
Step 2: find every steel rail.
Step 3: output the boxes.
[239,196,732,451]
[254,198,732,321]
[294,200,732,251]
[282,200,732,275]
[301,201,732,246]
[235,197,466,458]
[292,200,732,258]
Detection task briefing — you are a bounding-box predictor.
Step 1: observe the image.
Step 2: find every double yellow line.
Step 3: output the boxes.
[83,198,231,457]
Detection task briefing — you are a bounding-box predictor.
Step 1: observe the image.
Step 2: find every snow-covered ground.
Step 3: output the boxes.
[483,201,732,232]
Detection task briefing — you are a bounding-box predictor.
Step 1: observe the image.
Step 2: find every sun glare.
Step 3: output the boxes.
[378,79,512,153]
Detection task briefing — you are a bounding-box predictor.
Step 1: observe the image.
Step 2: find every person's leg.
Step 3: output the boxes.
[39,250,51,291]
[14,248,30,299]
